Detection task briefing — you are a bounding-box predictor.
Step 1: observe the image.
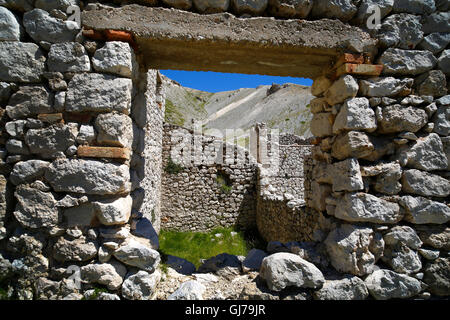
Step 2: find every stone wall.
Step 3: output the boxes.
[0,2,161,300]
[0,0,448,301]
[161,123,257,231]
[308,3,450,298]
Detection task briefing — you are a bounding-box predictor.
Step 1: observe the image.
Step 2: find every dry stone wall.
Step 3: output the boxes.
[255,130,321,243]
[308,3,450,299]
[0,0,448,301]
[161,123,257,231]
[0,2,162,300]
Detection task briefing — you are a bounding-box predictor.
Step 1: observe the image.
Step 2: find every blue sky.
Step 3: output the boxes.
[160,70,312,93]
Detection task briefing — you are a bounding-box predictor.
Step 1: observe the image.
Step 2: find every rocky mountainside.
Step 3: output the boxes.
[162,75,314,138]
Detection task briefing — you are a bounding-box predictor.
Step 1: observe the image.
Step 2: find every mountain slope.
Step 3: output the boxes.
[162,76,314,138]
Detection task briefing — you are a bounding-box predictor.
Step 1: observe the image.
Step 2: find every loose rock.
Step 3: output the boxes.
[259,252,325,291]
[365,269,422,300]
[122,270,161,300]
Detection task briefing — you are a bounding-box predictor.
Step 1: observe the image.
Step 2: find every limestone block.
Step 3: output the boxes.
[95,112,133,148]
[331,158,364,192]
[113,237,161,273]
[13,185,59,229]
[401,133,448,171]
[121,269,161,300]
[375,13,423,49]
[25,124,77,159]
[414,70,447,97]
[0,42,46,83]
[384,226,422,250]
[392,0,436,14]
[76,124,96,145]
[359,77,413,97]
[378,48,437,75]
[310,181,331,212]
[259,252,324,291]
[45,158,131,195]
[365,269,421,300]
[401,169,450,198]
[422,11,450,34]
[65,73,132,114]
[0,6,22,41]
[324,75,358,106]
[34,0,80,12]
[48,42,91,73]
[6,85,54,120]
[311,0,358,21]
[80,261,127,291]
[373,162,402,195]
[418,33,450,54]
[23,8,79,44]
[10,160,50,185]
[400,196,450,224]
[93,195,132,226]
[310,112,333,137]
[334,192,402,224]
[311,75,332,97]
[268,0,312,18]
[92,41,136,78]
[377,105,427,134]
[313,276,369,300]
[325,224,383,276]
[438,49,450,76]
[168,280,206,300]
[332,97,376,134]
[53,236,98,262]
[423,258,450,296]
[0,0,34,11]
[63,203,97,228]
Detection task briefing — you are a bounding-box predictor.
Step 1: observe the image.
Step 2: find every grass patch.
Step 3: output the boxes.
[216,171,232,194]
[164,99,185,126]
[159,227,255,268]
[164,157,184,174]
[82,286,109,300]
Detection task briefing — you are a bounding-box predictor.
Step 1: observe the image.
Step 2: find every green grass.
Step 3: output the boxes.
[216,174,232,194]
[0,287,8,300]
[159,227,251,268]
[164,157,184,174]
[164,99,185,126]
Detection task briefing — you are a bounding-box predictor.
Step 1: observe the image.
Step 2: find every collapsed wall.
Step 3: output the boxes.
[255,132,320,243]
[160,123,257,231]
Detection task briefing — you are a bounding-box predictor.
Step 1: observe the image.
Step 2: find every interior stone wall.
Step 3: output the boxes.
[160,123,257,231]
